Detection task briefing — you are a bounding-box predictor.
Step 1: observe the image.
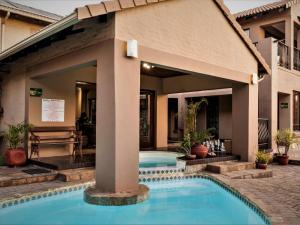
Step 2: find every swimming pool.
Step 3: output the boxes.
[0,178,269,225]
[139,151,184,168]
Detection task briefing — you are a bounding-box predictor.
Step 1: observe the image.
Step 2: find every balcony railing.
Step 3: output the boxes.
[294,47,300,71]
[278,40,290,69]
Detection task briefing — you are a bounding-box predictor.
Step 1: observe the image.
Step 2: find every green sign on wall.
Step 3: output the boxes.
[280,102,289,109]
[30,88,43,97]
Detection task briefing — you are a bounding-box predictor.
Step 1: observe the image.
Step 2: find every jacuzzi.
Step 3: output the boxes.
[139,151,185,169]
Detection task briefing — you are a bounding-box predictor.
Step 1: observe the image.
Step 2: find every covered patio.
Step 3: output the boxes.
[0,0,270,195]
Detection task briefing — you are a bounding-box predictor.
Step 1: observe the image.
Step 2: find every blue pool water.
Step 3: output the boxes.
[139,151,181,168]
[0,178,268,225]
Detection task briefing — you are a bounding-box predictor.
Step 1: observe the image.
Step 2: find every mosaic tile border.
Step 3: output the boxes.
[0,181,95,209]
[0,174,271,225]
[139,167,185,175]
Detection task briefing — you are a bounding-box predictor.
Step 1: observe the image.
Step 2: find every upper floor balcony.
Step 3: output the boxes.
[277,40,300,72]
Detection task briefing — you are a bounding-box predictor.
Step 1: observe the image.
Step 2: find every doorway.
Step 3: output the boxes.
[140,90,155,149]
[75,81,96,148]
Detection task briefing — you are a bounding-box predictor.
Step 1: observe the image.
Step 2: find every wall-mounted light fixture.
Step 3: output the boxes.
[127,39,138,58]
[251,73,258,85]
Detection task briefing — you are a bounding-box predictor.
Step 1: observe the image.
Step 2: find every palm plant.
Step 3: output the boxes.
[4,122,31,149]
[185,99,208,134]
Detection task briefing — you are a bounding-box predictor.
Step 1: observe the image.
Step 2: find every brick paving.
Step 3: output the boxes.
[0,179,84,201]
[211,165,300,225]
[0,165,300,225]
[0,165,57,187]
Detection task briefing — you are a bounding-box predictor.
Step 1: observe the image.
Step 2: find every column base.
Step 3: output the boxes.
[84,184,149,206]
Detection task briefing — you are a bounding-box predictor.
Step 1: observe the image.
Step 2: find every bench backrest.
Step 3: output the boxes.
[30,126,76,133]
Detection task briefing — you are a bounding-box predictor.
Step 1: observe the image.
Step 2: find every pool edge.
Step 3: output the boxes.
[0,174,272,225]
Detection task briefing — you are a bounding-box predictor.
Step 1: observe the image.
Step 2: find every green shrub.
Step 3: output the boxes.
[256,151,270,164]
[274,129,296,155]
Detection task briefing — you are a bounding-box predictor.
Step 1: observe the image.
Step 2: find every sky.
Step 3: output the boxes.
[10,0,279,16]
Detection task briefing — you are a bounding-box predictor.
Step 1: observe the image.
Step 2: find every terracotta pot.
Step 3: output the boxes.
[257,163,268,170]
[191,144,208,159]
[185,154,197,160]
[277,155,289,165]
[5,148,26,166]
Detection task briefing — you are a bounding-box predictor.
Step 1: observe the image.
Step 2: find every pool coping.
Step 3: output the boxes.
[0,174,272,225]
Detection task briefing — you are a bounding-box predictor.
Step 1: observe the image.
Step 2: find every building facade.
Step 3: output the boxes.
[0,0,61,52]
[236,0,300,150]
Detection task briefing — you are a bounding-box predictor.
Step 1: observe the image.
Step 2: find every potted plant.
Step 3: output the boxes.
[274,129,296,165]
[191,129,213,158]
[180,133,196,160]
[255,151,270,169]
[4,122,31,166]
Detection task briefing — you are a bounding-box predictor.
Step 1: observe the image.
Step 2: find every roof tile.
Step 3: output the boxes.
[77,6,92,20]
[103,0,122,13]
[119,0,135,9]
[87,4,107,17]
[133,0,147,6]
[146,0,159,3]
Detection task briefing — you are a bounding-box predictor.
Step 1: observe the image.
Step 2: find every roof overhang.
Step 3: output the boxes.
[235,0,299,21]
[0,5,60,23]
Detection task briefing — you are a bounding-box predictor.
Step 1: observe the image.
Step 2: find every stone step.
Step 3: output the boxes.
[223,169,273,179]
[206,161,255,174]
[0,170,57,187]
[57,168,95,182]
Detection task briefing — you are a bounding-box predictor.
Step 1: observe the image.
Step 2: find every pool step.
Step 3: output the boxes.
[223,169,273,179]
[57,168,95,182]
[206,161,255,174]
[57,167,186,182]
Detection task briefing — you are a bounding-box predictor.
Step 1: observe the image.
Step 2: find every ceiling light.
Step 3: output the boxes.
[142,63,151,70]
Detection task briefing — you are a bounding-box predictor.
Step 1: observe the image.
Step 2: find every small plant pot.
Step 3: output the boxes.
[256,163,268,170]
[5,148,26,167]
[277,155,289,165]
[191,144,208,159]
[185,154,197,160]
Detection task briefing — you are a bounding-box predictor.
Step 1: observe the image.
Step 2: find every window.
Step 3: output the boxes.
[243,28,250,37]
[293,91,300,131]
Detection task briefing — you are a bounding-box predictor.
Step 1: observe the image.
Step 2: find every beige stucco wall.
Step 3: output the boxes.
[219,95,232,140]
[1,17,43,51]
[0,72,26,129]
[27,66,96,157]
[115,0,258,77]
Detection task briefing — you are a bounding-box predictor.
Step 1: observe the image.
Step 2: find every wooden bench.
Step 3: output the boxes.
[29,126,82,159]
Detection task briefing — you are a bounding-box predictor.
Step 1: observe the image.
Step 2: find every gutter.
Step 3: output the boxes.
[0,5,61,23]
[0,13,78,61]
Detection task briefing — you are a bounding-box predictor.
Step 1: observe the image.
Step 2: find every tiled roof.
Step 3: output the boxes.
[76,0,167,20]
[235,0,299,20]
[0,0,63,22]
